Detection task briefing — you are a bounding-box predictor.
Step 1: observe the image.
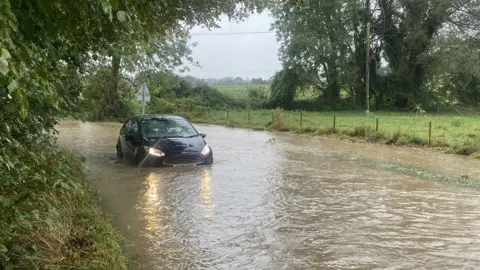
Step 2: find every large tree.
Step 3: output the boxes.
[271,0,352,104]
[270,0,480,110]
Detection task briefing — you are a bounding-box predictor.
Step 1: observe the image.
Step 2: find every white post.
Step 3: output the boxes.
[365,22,371,118]
[141,85,145,115]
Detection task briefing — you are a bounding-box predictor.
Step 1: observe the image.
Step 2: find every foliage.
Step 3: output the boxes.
[246,85,270,108]
[80,68,136,121]
[270,0,480,110]
[0,0,267,267]
[186,108,480,157]
[171,79,246,109]
[247,85,269,100]
[270,68,301,108]
[251,78,269,85]
[0,135,126,268]
[133,72,249,115]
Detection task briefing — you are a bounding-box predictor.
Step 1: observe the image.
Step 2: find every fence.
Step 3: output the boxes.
[172,106,478,149]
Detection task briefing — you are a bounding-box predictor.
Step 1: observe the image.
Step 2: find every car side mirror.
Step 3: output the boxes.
[200,133,206,138]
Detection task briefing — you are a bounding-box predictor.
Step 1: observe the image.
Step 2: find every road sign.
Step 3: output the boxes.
[136,82,150,102]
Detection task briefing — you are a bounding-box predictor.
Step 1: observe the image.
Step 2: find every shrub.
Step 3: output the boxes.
[269,120,289,131]
[171,80,246,109]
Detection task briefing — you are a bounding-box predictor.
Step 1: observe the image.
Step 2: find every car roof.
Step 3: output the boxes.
[134,114,186,121]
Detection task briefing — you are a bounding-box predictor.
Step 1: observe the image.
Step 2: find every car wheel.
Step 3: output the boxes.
[116,140,123,158]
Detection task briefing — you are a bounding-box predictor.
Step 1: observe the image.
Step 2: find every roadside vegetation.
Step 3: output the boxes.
[185,109,480,157]
[0,0,265,268]
[95,70,480,158]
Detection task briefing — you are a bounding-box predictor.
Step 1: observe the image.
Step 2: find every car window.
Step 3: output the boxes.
[140,118,198,138]
[129,119,139,134]
[122,120,132,133]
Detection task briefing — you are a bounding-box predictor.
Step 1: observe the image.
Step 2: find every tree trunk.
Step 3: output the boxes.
[107,55,121,116]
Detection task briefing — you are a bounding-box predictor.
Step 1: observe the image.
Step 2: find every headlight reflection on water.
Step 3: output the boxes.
[201,169,215,219]
[143,172,169,238]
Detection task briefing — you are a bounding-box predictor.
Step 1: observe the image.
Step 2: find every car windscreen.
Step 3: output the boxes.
[140,118,198,138]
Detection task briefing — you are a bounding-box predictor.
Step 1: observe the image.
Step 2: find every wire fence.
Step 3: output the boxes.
[172,106,480,149]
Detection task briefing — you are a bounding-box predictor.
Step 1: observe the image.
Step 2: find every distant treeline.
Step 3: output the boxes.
[182,76,272,86]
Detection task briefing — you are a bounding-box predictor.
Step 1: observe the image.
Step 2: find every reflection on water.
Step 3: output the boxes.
[143,172,167,237]
[201,169,215,218]
[57,120,480,269]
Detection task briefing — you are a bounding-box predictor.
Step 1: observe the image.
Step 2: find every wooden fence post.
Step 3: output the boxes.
[333,116,336,129]
[248,108,251,124]
[300,112,303,127]
[429,122,432,146]
[376,118,379,132]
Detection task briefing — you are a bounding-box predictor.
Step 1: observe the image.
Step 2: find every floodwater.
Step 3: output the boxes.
[57,120,480,269]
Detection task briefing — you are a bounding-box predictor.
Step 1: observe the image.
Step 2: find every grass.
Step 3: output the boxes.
[2,190,127,270]
[187,109,480,157]
[1,151,127,270]
[213,84,266,101]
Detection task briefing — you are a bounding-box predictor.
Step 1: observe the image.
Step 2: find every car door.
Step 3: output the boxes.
[124,118,140,156]
[119,119,133,156]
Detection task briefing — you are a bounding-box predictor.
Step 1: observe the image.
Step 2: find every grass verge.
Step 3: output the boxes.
[0,149,126,270]
[185,109,480,157]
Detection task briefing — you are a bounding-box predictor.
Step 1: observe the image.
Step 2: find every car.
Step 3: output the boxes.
[116,114,213,166]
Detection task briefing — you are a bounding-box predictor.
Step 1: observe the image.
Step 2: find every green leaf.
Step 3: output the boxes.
[7,80,18,91]
[1,48,11,59]
[23,97,29,110]
[110,0,119,10]
[0,244,7,253]
[3,122,10,133]
[5,103,17,114]
[0,58,8,75]
[117,11,127,22]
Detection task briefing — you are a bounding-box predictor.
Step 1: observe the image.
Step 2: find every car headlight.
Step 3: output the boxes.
[201,144,211,156]
[145,147,165,157]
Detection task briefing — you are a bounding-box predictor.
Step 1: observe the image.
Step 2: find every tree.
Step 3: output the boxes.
[270,0,480,110]
[1,0,266,266]
[271,0,355,104]
[270,67,301,108]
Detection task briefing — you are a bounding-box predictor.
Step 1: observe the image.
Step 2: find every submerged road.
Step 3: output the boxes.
[58,120,480,269]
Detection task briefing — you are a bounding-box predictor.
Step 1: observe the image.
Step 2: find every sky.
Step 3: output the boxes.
[184,12,282,80]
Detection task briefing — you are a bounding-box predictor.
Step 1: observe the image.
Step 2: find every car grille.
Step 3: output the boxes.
[164,154,203,165]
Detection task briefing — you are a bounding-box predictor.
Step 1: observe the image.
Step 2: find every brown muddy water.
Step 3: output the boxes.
[57,120,480,269]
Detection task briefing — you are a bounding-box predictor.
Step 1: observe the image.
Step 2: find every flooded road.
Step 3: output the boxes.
[58,121,480,269]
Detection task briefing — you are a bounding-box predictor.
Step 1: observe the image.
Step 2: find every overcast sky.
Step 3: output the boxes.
[184,12,281,80]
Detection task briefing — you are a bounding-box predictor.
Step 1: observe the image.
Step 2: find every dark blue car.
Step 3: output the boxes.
[116,114,213,166]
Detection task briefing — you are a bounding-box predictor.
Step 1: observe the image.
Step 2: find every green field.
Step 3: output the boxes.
[213,84,332,101]
[189,84,480,157]
[187,109,480,157]
[213,84,267,101]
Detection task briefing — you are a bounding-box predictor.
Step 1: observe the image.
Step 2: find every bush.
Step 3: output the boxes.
[247,85,269,100]
[171,80,246,109]
[0,135,126,269]
[450,142,480,156]
[349,125,374,137]
[146,97,177,114]
[268,120,289,132]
